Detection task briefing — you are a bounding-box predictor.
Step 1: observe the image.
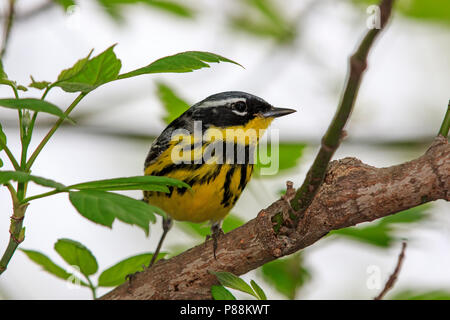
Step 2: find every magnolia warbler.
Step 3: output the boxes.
[144,91,296,266]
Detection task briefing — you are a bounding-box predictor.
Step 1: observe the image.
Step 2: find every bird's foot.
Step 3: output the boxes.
[206,223,224,260]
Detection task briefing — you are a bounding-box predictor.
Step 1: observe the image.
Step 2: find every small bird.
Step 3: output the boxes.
[144,91,296,266]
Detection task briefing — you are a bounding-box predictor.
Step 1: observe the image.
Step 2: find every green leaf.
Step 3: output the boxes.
[21,249,88,286]
[29,76,51,90]
[144,0,195,18]
[331,224,394,248]
[56,49,93,83]
[230,0,295,44]
[211,285,237,300]
[255,142,306,176]
[53,0,76,11]
[98,252,166,287]
[68,175,190,192]
[260,253,310,300]
[391,289,450,300]
[118,51,242,80]
[0,170,66,190]
[0,158,3,168]
[331,204,431,248]
[250,280,267,300]
[155,81,190,124]
[69,190,164,235]
[0,60,7,79]
[54,238,98,276]
[54,46,121,93]
[97,0,195,21]
[379,205,430,225]
[0,98,69,120]
[0,122,6,151]
[209,270,258,299]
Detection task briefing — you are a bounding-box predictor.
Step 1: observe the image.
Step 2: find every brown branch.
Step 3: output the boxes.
[101,136,449,300]
[374,242,407,300]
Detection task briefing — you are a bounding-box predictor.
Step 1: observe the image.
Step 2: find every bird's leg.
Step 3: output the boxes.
[207,221,224,260]
[126,216,172,289]
[148,216,173,268]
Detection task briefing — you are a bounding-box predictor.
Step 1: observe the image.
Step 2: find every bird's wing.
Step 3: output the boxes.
[144,128,173,168]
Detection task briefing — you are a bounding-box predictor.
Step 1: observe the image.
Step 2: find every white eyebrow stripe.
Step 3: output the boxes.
[231,109,247,116]
[199,97,246,108]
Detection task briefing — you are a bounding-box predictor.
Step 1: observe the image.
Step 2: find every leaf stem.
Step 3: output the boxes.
[438,101,450,138]
[290,0,394,213]
[85,276,97,299]
[21,189,63,204]
[26,92,86,170]
[0,141,20,170]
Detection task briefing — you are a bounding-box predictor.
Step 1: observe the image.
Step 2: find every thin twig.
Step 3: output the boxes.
[0,0,15,59]
[291,0,394,214]
[374,242,407,300]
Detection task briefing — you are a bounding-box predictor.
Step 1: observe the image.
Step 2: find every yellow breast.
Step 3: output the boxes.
[144,117,270,223]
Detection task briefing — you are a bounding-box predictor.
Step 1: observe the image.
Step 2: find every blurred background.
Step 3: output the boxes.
[0,0,449,299]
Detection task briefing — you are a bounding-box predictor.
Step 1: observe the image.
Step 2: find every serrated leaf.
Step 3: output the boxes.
[69,190,164,235]
[0,170,66,190]
[54,238,98,276]
[209,270,258,299]
[155,81,190,124]
[0,98,69,120]
[98,252,166,287]
[211,285,236,300]
[29,76,51,90]
[118,51,242,80]
[68,175,190,192]
[54,46,121,93]
[21,249,88,286]
[260,253,310,300]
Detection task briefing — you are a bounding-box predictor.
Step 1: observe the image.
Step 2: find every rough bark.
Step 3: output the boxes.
[102,136,449,300]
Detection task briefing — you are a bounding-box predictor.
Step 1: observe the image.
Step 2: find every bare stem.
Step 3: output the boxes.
[26,92,87,170]
[0,0,15,59]
[374,242,407,300]
[291,0,394,213]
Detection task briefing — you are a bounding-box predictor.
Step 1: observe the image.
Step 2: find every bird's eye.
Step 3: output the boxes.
[233,101,247,113]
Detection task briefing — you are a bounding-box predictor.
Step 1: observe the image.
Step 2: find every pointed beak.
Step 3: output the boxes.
[261,107,297,118]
